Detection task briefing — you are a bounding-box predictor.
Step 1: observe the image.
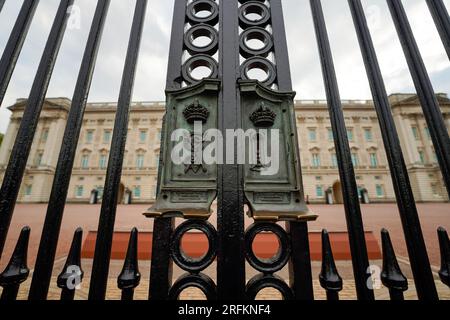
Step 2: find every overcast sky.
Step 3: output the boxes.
[0,0,449,134]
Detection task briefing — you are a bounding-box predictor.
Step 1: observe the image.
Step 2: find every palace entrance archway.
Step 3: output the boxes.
[333,181,344,204]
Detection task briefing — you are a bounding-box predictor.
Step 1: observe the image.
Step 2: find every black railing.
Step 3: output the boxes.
[0,0,448,301]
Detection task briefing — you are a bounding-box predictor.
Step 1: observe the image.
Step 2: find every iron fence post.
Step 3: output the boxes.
[348,0,438,301]
[28,0,111,300]
[88,0,147,300]
[310,0,374,300]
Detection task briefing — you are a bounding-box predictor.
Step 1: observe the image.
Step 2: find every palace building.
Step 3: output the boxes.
[0,94,448,204]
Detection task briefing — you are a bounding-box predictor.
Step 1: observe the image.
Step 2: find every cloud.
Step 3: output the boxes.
[0,0,448,134]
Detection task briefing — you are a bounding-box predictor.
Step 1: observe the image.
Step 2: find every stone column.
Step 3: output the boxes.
[42,117,66,168]
[0,120,19,166]
[394,114,417,165]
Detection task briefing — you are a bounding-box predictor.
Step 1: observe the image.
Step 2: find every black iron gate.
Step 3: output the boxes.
[0,0,448,301]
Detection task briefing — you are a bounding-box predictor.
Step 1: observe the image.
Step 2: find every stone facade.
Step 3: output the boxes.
[0,94,448,204]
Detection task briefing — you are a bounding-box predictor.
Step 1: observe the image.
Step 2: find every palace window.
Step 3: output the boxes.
[139,130,147,143]
[418,150,425,164]
[81,155,90,169]
[308,128,317,141]
[41,129,49,143]
[364,128,373,141]
[351,153,359,167]
[86,130,94,143]
[136,154,145,169]
[347,129,354,141]
[155,154,160,168]
[157,130,162,142]
[375,185,384,197]
[331,153,338,168]
[25,185,32,196]
[103,130,112,143]
[99,155,107,169]
[412,126,419,140]
[370,153,378,167]
[133,186,141,198]
[328,128,334,141]
[76,186,84,198]
[312,153,321,167]
[36,153,43,166]
[316,186,324,197]
[424,127,431,140]
[96,187,104,198]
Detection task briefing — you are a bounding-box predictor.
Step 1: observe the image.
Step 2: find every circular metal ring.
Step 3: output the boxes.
[239,27,273,58]
[244,222,291,274]
[246,274,294,300]
[184,24,219,56]
[170,220,217,273]
[238,0,266,3]
[187,0,219,26]
[239,1,271,29]
[182,54,219,84]
[169,273,217,300]
[240,57,276,87]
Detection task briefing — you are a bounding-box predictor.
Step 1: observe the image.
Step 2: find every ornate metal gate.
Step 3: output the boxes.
[0,0,448,301]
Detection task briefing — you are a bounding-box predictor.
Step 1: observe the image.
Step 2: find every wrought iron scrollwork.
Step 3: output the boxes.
[244,222,293,299]
[169,273,217,300]
[245,223,291,274]
[170,220,217,273]
[169,220,218,300]
[182,0,219,85]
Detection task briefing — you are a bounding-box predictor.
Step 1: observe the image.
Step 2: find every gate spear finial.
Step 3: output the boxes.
[118,228,141,300]
[437,227,450,287]
[57,228,84,301]
[319,229,343,300]
[381,229,408,300]
[0,226,30,300]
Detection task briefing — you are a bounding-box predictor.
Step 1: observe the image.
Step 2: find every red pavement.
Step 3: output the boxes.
[0,203,449,270]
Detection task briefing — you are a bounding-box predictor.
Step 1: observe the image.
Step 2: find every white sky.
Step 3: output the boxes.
[0,0,449,134]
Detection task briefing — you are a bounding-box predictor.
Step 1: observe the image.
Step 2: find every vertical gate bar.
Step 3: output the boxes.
[88,0,147,300]
[0,0,39,107]
[387,0,450,198]
[271,0,314,300]
[149,218,174,299]
[217,0,246,300]
[0,0,74,261]
[287,222,314,299]
[426,0,450,60]
[309,0,374,300]
[28,0,110,300]
[348,0,438,300]
[148,0,187,300]
[270,0,293,91]
[165,0,187,90]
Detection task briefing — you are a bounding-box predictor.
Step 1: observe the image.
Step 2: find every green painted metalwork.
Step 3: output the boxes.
[240,80,316,222]
[145,79,220,219]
